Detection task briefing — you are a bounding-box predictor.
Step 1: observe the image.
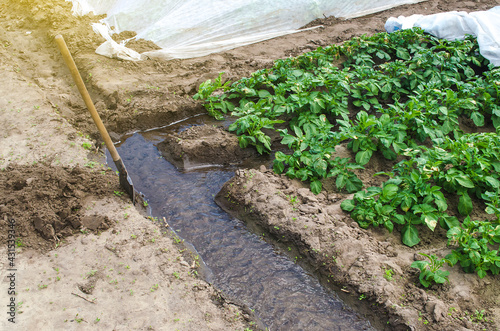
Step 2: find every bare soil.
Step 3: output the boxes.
[157,125,258,170]
[0,164,119,251]
[1,0,499,330]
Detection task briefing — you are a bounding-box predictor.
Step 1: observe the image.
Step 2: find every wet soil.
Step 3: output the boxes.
[1,0,500,330]
[0,164,118,251]
[157,124,258,170]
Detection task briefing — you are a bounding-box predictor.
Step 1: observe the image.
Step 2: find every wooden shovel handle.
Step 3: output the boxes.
[54,34,121,162]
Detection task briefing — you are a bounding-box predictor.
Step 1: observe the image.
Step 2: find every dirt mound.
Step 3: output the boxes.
[157,124,258,170]
[0,164,120,251]
[216,168,500,331]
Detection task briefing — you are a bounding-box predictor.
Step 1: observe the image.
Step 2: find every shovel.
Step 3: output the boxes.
[55,34,135,203]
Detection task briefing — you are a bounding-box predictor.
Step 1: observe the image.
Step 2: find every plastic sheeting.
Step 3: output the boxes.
[385,6,500,66]
[68,0,426,60]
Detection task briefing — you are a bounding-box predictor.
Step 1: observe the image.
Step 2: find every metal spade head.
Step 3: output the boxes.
[114,158,135,203]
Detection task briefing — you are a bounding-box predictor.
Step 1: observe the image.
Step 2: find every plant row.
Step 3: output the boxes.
[194,28,500,284]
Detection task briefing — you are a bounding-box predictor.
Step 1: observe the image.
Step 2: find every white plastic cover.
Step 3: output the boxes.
[385,6,500,66]
[68,0,426,60]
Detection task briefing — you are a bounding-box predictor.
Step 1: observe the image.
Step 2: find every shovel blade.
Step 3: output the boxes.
[114,158,135,202]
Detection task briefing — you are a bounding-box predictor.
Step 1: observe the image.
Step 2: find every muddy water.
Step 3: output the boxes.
[108,118,373,331]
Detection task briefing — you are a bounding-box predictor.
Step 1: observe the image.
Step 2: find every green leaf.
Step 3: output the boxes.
[455,175,474,189]
[493,115,500,129]
[393,214,405,225]
[296,168,309,181]
[336,174,347,190]
[477,269,487,279]
[423,214,438,231]
[411,260,429,271]
[464,66,475,78]
[392,141,407,154]
[419,276,432,288]
[381,205,394,215]
[485,176,500,189]
[469,251,481,265]
[381,83,392,93]
[340,199,356,212]
[458,192,473,216]
[471,112,485,127]
[439,216,460,230]
[238,135,254,149]
[446,226,462,241]
[433,270,449,284]
[446,252,459,266]
[310,180,322,195]
[433,192,448,212]
[355,150,373,166]
[258,90,272,98]
[492,162,500,172]
[273,160,285,174]
[381,184,399,202]
[274,151,287,162]
[345,176,363,193]
[396,48,410,60]
[381,147,397,160]
[384,220,394,233]
[314,159,328,178]
[261,135,272,151]
[402,224,420,247]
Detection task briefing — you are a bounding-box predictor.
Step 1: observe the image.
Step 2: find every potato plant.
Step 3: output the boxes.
[195,28,500,282]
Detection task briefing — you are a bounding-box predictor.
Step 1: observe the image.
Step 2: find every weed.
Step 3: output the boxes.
[75,314,84,323]
[286,195,298,205]
[84,161,98,168]
[472,309,486,322]
[383,268,394,281]
[82,142,92,150]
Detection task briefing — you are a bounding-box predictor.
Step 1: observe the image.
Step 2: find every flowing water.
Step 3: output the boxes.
[108,117,373,331]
